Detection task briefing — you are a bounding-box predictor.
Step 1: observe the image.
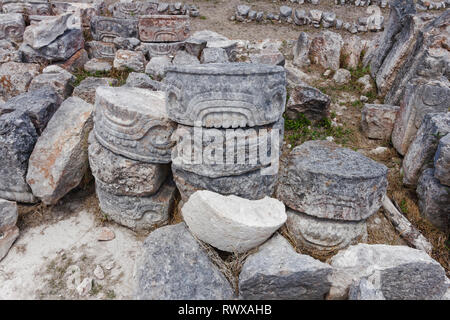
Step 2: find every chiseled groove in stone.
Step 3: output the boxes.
[138,15,190,43]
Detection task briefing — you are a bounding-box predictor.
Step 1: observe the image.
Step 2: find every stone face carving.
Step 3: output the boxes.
[112,1,159,19]
[1,1,51,16]
[96,179,176,231]
[85,41,116,60]
[165,63,286,128]
[172,118,284,178]
[286,210,367,253]
[90,16,138,43]
[0,13,25,44]
[392,81,450,155]
[137,41,184,58]
[276,140,388,221]
[138,15,190,42]
[94,86,176,164]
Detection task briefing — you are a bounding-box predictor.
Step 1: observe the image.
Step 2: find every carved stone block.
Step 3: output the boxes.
[165,63,286,128]
[1,1,51,16]
[90,16,138,43]
[138,15,190,42]
[136,41,184,58]
[93,86,176,164]
[112,1,159,18]
[85,41,116,60]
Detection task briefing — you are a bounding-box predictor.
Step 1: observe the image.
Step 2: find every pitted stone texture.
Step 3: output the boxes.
[348,278,386,300]
[239,234,332,300]
[293,32,311,68]
[172,166,277,202]
[125,72,165,91]
[135,223,235,300]
[182,191,286,253]
[200,47,229,64]
[434,134,450,186]
[285,82,330,122]
[88,133,168,197]
[23,14,76,49]
[96,179,176,231]
[308,31,342,70]
[286,210,367,254]
[0,62,40,101]
[0,40,20,63]
[26,97,93,205]
[91,16,138,43]
[28,69,75,101]
[165,63,286,128]
[73,77,118,104]
[145,55,172,80]
[84,58,112,73]
[0,13,25,44]
[112,1,159,18]
[392,81,450,155]
[0,199,17,231]
[361,104,399,140]
[403,113,450,186]
[332,69,351,85]
[341,36,366,70]
[137,41,184,58]
[276,141,388,221]
[328,244,448,300]
[94,86,176,163]
[172,118,284,178]
[113,49,146,72]
[138,15,190,43]
[85,41,116,60]
[417,168,450,233]
[0,111,38,203]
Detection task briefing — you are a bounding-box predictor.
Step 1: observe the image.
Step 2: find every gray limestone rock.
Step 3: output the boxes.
[88,133,169,197]
[172,50,200,66]
[361,104,400,140]
[239,234,332,300]
[236,5,251,18]
[134,223,235,300]
[285,82,330,121]
[84,58,112,73]
[73,77,118,104]
[184,37,207,59]
[124,72,165,91]
[90,16,138,42]
[249,50,285,67]
[0,199,17,231]
[23,14,75,49]
[417,168,450,232]
[293,32,311,68]
[111,1,159,18]
[200,47,229,64]
[0,62,40,101]
[26,97,93,205]
[293,9,310,26]
[280,6,293,19]
[113,49,146,72]
[328,243,448,300]
[28,69,75,101]
[434,133,450,186]
[165,63,286,128]
[113,37,140,51]
[137,41,184,58]
[145,55,172,80]
[96,179,176,231]
[403,113,450,186]
[322,12,336,28]
[308,31,343,70]
[85,41,117,60]
[276,140,388,221]
[0,40,21,64]
[94,86,176,163]
[0,13,25,44]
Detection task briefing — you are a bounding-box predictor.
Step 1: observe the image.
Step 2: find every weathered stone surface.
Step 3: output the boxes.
[239,234,332,300]
[249,50,285,66]
[90,16,138,43]
[357,74,374,94]
[0,13,25,44]
[200,47,229,64]
[322,11,336,28]
[385,10,449,105]
[293,9,310,26]
[113,49,146,72]
[309,9,323,24]
[172,118,284,178]
[0,62,40,101]
[403,113,450,186]
[236,5,250,18]
[23,14,75,49]
[184,37,207,58]
[308,31,343,70]
[57,48,89,73]
[285,81,331,121]
[333,69,351,85]
[361,104,400,140]
[165,63,286,128]
[0,40,20,63]
[0,225,19,261]
[392,81,450,155]
[286,209,367,253]
[84,58,112,72]
[94,86,176,163]
[206,40,238,62]
[189,30,228,43]
[328,243,448,300]
[50,2,99,28]
[138,15,190,42]
[28,69,75,100]
[1,0,51,16]
[113,36,140,50]
[417,168,450,232]
[124,72,165,91]
[182,190,286,253]
[135,223,235,300]
[145,55,172,80]
[172,166,277,202]
[85,41,116,60]
[276,140,388,221]
[112,0,158,18]
[26,97,93,205]
[137,41,184,58]
[434,133,450,186]
[293,32,311,68]
[172,50,199,66]
[73,77,118,104]
[96,178,176,231]
[0,199,17,231]
[88,133,168,197]
[348,278,386,300]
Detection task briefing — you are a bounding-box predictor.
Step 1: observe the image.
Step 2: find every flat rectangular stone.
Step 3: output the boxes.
[138,15,190,42]
[0,13,25,43]
[112,1,159,18]
[90,16,138,43]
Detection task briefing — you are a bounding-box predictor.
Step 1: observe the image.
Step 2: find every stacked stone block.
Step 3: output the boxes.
[165,63,286,203]
[89,86,177,231]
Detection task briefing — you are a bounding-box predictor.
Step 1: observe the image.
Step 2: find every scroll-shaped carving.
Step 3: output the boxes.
[138,41,184,58]
[138,15,190,42]
[90,16,138,43]
[112,1,159,18]
[85,41,116,60]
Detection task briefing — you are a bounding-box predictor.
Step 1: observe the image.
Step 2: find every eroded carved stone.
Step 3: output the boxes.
[0,13,25,44]
[138,15,190,42]
[85,41,116,60]
[165,63,286,128]
[112,1,159,18]
[2,1,51,16]
[94,86,176,163]
[90,16,138,43]
[137,41,184,58]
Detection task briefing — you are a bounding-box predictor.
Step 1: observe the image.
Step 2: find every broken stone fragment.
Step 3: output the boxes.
[26,96,93,205]
[308,31,343,70]
[124,72,165,91]
[137,41,184,59]
[239,234,332,300]
[84,58,112,73]
[0,13,25,44]
[361,104,399,140]
[434,133,450,186]
[138,15,190,42]
[200,47,229,64]
[182,190,286,253]
[23,14,76,49]
[145,55,172,80]
[0,40,21,64]
[85,41,117,61]
[73,77,118,104]
[28,68,75,100]
[113,49,146,72]
[0,62,40,101]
